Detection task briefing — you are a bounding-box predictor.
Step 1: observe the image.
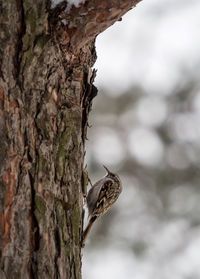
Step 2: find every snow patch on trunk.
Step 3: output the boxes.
[51,0,64,8]
[67,0,85,7]
[51,0,85,9]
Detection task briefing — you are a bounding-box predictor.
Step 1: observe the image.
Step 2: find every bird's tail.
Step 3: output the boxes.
[81,216,97,247]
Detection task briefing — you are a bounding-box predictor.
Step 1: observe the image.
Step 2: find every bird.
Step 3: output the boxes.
[81,166,122,247]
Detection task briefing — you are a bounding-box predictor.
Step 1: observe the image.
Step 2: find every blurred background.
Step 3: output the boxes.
[83,0,200,278]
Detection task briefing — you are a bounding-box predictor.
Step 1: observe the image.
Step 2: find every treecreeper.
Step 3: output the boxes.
[81,166,122,247]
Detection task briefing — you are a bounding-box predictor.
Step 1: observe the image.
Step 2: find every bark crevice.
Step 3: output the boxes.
[15,0,26,86]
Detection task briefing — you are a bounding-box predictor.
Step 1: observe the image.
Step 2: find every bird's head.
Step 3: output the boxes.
[103,165,121,185]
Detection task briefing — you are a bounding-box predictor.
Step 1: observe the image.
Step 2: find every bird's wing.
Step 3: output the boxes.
[87,178,113,216]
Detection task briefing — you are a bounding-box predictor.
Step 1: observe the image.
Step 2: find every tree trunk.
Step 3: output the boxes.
[0,0,141,278]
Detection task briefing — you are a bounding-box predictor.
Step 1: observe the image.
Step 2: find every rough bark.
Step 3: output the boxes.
[0,0,141,278]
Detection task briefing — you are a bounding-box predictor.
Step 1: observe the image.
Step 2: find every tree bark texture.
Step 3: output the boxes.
[0,0,141,278]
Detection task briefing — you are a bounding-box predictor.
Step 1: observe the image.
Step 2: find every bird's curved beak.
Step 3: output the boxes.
[103,165,111,174]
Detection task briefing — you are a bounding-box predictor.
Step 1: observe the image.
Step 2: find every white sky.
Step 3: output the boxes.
[94,0,200,95]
